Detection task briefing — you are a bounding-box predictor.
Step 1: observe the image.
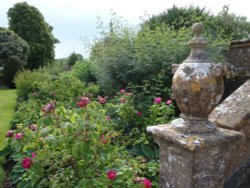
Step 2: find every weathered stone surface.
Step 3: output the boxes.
[147,123,243,188]
[209,79,250,131]
[209,79,250,187]
[228,39,250,75]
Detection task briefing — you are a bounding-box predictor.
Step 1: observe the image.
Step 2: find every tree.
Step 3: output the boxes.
[7,2,59,70]
[142,5,210,31]
[0,28,29,66]
[142,5,250,40]
[68,52,83,67]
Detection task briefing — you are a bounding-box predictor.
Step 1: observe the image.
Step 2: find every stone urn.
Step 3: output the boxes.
[172,23,235,134]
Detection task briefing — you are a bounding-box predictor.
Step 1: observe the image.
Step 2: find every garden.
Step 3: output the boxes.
[1,3,250,188]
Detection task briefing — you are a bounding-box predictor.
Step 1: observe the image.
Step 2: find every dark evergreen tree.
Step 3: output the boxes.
[8,2,59,70]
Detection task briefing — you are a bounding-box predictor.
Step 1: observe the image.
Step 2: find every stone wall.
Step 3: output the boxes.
[223,39,250,99]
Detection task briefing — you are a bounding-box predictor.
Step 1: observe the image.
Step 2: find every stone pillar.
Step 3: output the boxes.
[147,23,243,188]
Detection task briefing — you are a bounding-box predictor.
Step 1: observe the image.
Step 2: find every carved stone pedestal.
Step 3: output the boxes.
[147,122,242,188]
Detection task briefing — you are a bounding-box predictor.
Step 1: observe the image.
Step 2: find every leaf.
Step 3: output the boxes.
[141,144,157,160]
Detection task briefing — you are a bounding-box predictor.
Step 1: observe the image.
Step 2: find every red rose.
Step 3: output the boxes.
[107,170,117,180]
[22,157,33,169]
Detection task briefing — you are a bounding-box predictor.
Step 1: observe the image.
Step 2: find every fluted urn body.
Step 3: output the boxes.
[173,62,224,118]
[172,23,226,133]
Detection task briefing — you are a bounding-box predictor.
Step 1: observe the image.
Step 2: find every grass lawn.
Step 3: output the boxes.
[0,88,17,187]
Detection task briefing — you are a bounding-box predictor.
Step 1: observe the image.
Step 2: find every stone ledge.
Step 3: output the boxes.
[209,79,250,130]
[147,122,243,151]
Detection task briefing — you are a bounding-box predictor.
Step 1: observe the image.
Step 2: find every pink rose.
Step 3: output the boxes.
[6,130,14,138]
[32,152,36,158]
[120,98,126,104]
[142,178,152,188]
[98,97,107,104]
[166,99,172,105]
[107,170,117,180]
[106,115,111,121]
[22,157,33,169]
[80,97,91,104]
[154,97,162,104]
[30,124,38,131]
[137,111,142,117]
[100,134,108,144]
[120,89,126,94]
[77,97,91,108]
[42,103,55,114]
[15,133,23,140]
[77,100,86,108]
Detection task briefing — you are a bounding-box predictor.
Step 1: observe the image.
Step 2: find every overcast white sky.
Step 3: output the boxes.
[1,0,249,58]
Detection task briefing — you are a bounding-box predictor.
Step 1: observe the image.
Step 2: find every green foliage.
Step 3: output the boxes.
[68,52,83,67]
[90,13,230,95]
[90,23,135,95]
[7,2,59,70]
[215,11,250,40]
[71,59,97,83]
[3,91,166,187]
[3,56,23,88]
[142,5,209,30]
[1,65,179,187]
[14,69,52,101]
[142,5,250,41]
[0,29,29,65]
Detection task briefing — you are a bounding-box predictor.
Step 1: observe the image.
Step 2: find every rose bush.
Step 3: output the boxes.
[1,65,175,187]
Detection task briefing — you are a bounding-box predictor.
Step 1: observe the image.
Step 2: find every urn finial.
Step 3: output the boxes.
[171,22,225,134]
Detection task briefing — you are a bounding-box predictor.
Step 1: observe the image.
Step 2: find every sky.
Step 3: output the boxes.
[1,0,250,59]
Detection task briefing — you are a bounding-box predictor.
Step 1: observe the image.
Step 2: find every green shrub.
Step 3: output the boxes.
[14,69,51,101]
[3,56,23,88]
[71,60,97,83]
[90,14,229,96]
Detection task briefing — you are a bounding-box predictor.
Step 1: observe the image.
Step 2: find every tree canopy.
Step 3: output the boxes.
[0,28,29,66]
[7,2,59,70]
[142,5,250,40]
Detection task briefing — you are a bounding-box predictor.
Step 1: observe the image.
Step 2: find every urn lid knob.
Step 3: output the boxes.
[188,22,207,48]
